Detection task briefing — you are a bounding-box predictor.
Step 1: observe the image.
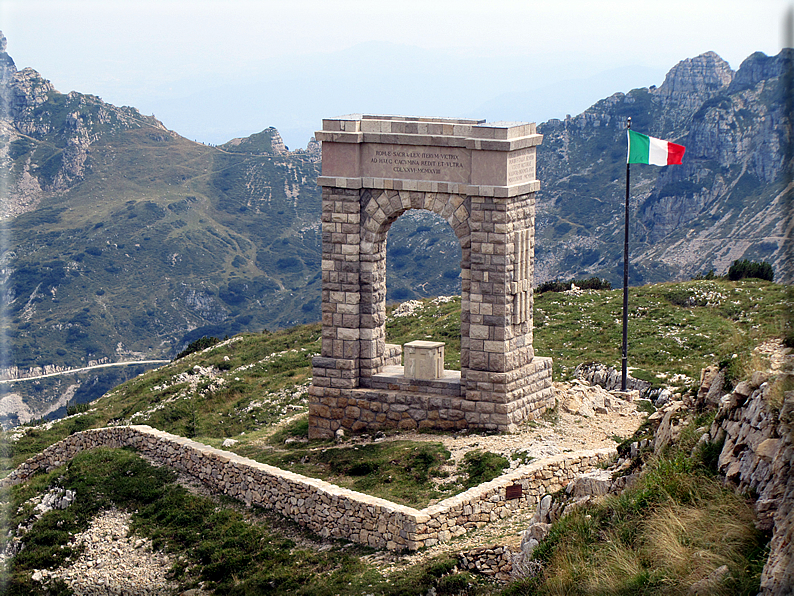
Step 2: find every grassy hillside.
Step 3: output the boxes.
[5,126,322,372]
[0,279,786,594]
[2,278,786,472]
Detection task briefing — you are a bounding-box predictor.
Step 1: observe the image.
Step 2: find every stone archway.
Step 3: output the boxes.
[357,189,471,381]
[308,115,553,439]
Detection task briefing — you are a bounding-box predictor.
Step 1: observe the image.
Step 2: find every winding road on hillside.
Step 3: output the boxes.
[0,360,170,385]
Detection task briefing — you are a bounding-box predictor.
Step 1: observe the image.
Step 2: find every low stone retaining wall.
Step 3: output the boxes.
[1,425,614,551]
[459,546,514,581]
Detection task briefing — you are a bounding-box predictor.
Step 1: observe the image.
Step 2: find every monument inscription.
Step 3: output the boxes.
[362,143,471,184]
[506,148,535,185]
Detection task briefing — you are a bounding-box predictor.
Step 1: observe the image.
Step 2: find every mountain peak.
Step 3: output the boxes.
[729,49,794,94]
[654,51,734,99]
[0,30,17,84]
[648,51,734,131]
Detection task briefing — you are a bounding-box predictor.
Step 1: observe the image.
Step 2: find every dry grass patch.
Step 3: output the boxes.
[519,452,769,596]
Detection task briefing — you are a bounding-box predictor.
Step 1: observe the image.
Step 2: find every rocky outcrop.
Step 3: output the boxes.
[0,31,17,85]
[639,49,791,259]
[650,51,734,130]
[304,136,322,162]
[703,373,794,595]
[574,362,652,393]
[0,29,167,218]
[558,378,640,417]
[269,127,287,154]
[535,48,790,284]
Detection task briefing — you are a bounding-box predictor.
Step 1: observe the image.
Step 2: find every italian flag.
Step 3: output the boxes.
[627,129,685,165]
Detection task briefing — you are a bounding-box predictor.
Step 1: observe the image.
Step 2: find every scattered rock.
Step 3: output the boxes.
[558,381,638,418]
[32,508,180,594]
[689,564,730,594]
[574,362,652,393]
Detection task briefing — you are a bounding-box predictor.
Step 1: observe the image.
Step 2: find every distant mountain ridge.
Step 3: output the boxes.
[0,29,788,422]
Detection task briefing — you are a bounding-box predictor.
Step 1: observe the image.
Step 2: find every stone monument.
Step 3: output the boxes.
[308,115,554,439]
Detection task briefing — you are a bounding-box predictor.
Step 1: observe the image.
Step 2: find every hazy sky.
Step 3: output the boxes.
[0,0,790,148]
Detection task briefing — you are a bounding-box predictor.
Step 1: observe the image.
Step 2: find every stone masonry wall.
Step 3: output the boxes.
[310,116,552,439]
[310,357,553,434]
[1,425,614,551]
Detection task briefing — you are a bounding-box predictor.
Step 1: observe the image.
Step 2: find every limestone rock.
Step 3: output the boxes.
[653,402,689,454]
[573,363,651,393]
[565,469,613,498]
[688,564,730,595]
[559,380,637,418]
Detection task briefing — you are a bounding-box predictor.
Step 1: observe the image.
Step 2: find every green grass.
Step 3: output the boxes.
[234,439,453,507]
[533,278,787,384]
[4,279,786,480]
[0,278,785,595]
[386,296,463,370]
[461,451,510,488]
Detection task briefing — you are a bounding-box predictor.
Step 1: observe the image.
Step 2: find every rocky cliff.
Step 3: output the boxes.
[0,32,169,219]
[535,49,790,285]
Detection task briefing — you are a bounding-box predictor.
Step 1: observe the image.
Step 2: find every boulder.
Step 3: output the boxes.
[565,469,613,498]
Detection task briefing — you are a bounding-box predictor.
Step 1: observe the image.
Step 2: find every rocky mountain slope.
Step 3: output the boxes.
[535,50,790,285]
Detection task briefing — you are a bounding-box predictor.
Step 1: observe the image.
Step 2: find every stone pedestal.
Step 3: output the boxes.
[308,115,554,438]
[404,341,445,380]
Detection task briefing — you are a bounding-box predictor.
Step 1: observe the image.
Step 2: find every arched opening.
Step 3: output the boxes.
[356,189,471,387]
[385,210,462,302]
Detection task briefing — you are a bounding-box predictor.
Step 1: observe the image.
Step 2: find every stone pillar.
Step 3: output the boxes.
[308,115,553,438]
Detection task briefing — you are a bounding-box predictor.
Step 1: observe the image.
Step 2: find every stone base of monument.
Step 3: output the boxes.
[308,356,554,439]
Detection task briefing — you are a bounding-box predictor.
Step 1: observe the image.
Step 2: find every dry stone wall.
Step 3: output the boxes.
[1,425,614,551]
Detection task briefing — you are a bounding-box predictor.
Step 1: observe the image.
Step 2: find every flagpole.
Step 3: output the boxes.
[622,117,631,391]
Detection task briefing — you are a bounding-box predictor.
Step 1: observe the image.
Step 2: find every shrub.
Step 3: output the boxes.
[66,402,91,416]
[175,336,221,360]
[692,269,718,280]
[462,450,509,487]
[536,277,612,294]
[727,259,774,281]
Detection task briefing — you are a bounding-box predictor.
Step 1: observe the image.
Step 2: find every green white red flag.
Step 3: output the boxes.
[627,129,685,165]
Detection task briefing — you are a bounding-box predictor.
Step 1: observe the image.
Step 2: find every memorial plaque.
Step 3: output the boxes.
[506,147,536,185]
[506,484,523,500]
